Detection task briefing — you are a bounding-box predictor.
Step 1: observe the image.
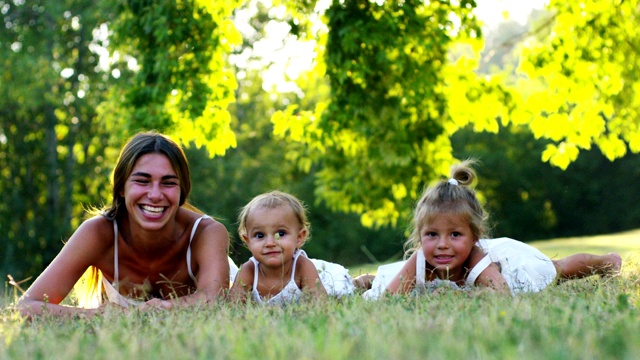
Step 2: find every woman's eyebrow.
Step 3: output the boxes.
[130,172,179,181]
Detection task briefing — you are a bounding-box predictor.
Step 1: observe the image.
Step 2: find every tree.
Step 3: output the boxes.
[187,1,404,266]
[272,0,483,228]
[0,0,248,281]
[453,124,640,241]
[102,0,242,156]
[0,0,114,279]
[5,0,640,282]
[516,0,640,169]
[271,0,640,229]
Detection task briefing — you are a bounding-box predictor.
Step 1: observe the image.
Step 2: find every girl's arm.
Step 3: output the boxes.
[228,262,255,304]
[188,218,231,304]
[16,217,111,318]
[297,257,328,299]
[467,245,510,293]
[474,264,510,293]
[383,252,419,295]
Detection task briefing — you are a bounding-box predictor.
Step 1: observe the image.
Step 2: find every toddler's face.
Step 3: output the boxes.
[243,205,307,269]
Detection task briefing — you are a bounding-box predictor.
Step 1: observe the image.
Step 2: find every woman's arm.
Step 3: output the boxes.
[297,257,328,299]
[185,218,231,304]
[228,262,254,304]
[383,252,419,295]
[17,217,111,317]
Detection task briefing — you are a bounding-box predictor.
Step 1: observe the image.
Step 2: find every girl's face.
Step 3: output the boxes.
[122,153,181,231]
[420,213,477,281]
[243,205,306,270]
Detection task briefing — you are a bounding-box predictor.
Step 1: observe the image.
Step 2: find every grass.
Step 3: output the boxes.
[529,228,640,263]
[1,231,639,359]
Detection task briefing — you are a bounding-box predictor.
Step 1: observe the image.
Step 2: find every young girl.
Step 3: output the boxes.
[365,160,622,299]
[229,191,356,305]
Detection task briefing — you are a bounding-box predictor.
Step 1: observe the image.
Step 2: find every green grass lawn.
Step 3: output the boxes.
[1,231,639,359]
[529,228,640,264]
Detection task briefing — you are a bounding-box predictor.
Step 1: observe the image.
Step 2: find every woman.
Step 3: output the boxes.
[17,131,233,316]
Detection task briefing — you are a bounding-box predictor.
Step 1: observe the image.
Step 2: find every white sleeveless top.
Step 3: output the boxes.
[102,215,210,307]
[250,249,306,305]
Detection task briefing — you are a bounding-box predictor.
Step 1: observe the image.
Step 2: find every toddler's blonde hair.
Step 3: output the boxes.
[238,191,311,244]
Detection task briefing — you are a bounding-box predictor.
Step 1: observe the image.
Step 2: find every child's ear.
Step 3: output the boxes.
[296,229,307,248]
[241,234,249,243]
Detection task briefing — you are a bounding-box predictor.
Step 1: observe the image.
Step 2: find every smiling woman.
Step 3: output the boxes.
[17,131,237,317]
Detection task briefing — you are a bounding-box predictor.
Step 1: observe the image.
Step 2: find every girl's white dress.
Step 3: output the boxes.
[363,237,557,299]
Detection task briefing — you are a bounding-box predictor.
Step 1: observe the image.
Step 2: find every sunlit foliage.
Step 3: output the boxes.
[273,0,482,227]
[518,0,640,169]
[104,0,242,156]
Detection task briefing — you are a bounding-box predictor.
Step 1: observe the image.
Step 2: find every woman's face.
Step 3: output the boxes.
[122,153,181,231]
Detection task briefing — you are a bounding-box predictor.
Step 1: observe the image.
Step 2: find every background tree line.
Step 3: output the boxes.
[1,0,639,285]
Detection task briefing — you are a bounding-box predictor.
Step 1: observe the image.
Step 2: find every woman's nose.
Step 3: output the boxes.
[147,183,162,201]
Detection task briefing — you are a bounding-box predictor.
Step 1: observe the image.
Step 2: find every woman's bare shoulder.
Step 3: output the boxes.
[178,209,227,234]
[73,215,114,241]
[187,213,229,248]
[66,215,115,258]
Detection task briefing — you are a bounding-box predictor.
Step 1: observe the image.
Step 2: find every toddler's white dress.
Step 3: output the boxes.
[249,249,355,305]
[309,257,355,297]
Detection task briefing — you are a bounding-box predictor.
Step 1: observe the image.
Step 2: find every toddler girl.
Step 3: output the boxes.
[229,191,355,305]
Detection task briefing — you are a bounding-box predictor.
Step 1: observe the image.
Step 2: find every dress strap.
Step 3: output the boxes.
[466,254,493,286]
[113,220,119,288]
[416,249,426,286]
[290,249,306,281]
[249,257,261,302]
[186,215,211,283]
